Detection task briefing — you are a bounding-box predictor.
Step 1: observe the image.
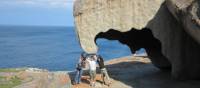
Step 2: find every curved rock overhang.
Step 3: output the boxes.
[73,0,200,79]
[73,0,165,53]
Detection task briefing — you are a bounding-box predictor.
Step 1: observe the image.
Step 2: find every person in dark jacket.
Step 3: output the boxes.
[96,55,111,86]
[74,52,86,84]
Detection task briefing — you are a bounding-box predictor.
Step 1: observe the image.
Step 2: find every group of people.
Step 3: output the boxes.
[74,52,111,87]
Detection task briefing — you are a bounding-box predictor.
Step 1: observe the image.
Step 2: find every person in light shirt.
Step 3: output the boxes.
[86,55,97,87]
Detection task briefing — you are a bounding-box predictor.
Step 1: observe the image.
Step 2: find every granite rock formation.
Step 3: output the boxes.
[166,0,200,44]
[73,0,200,79]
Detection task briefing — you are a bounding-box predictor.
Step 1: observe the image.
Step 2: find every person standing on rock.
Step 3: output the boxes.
[97,55,111,86]
[74,52,86,84]
[86,54,97,87]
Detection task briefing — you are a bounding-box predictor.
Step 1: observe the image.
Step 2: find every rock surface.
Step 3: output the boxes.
[0,69,72,88]
[166,0,200,44]
[16,71,71,88]
[74,0,165,53]
[74,0,200,79]
[71,56,200,88]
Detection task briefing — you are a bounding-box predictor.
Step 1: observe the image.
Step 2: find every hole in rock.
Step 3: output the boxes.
[95,39,132,60]
[95,28,171,70]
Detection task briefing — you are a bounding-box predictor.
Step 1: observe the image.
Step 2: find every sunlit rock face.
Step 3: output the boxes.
[74,0,200,80]
[73,0,165,53]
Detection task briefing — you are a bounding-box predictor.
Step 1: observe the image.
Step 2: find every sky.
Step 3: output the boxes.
[0,0,74,26]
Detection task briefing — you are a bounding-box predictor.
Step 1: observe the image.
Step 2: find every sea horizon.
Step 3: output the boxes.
[0,25,134,71]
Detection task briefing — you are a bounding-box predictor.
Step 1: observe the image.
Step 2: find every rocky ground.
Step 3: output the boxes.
[0,68,71,88]
[1,56,200,88]
[71,56,200,88]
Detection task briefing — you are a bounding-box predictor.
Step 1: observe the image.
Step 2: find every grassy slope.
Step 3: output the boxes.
[0,76,21,88]
[0,68,24,88]
[0,68,25,72]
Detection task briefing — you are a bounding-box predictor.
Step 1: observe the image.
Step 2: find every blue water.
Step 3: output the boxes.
[0,26,132,71]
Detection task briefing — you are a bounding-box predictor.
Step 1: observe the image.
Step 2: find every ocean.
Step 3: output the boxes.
[0,26,133,71]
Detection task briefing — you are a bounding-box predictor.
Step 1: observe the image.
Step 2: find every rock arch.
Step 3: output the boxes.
[95,28,171,69]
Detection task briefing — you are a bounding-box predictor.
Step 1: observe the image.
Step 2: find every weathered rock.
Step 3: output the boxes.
[73,0,200,80]
[74,0,165,53]
[166,0,200,44]
[14,71,71,88]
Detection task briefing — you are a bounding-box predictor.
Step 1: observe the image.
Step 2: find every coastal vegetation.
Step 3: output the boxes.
[0,76,21,88]
[0,68,25,72]
[0,68,25,88]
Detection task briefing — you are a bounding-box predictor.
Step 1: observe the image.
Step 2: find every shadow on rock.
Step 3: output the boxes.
[106,60,200,88]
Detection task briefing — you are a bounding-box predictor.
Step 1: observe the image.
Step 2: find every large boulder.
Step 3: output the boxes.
[73,0,200,79]
[166,0,200,44]
[73,0,165,53]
